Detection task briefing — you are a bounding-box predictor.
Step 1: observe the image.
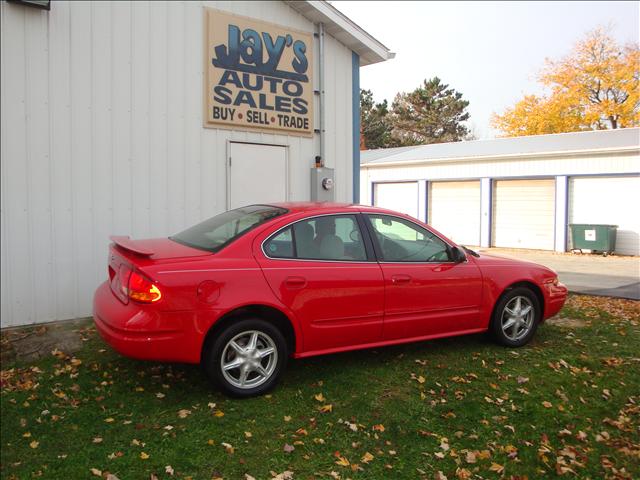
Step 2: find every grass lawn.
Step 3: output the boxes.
[1,295,639,480]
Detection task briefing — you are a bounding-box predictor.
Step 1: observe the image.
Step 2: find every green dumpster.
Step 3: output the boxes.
[569,224,618,255]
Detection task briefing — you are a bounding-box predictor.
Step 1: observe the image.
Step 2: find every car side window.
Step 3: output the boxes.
[367,214,452,262]
[264,215,367,261]
[294,215,366,261]
[264,227,294,258]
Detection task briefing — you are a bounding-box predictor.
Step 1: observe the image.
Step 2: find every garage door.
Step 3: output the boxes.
[492,179,555,250]
[569,176,640,256]
[374,182,419,219]
[429,181,480,246]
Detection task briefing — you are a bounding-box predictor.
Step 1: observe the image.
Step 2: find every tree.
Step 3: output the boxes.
[493,27,640,136]
[390,77,470,145]
[360,89,394,149]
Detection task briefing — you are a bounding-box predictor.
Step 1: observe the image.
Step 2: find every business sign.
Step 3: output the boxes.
[204,8,314,136]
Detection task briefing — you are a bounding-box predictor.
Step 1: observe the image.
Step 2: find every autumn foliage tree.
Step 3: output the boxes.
[493,27,640,136]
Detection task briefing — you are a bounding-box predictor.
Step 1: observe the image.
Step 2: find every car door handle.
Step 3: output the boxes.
[391,274,411,285]
[284,276,307,289]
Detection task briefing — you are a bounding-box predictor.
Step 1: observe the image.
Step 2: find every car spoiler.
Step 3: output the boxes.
[109,236,154,256]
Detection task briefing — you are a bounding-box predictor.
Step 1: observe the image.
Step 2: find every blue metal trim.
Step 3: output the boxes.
[487,178,493,247]
[352,52,360,203]
[424,180,429,224]
[564,178,570,251]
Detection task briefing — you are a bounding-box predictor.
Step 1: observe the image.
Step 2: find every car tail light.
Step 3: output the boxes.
[126,270,162,303]
[110,263,161,304]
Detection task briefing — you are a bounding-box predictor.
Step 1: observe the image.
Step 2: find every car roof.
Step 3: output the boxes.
[267,202,397,216]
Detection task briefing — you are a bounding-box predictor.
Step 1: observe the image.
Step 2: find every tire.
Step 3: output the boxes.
[490,287,541,347]
[203,318,288,398]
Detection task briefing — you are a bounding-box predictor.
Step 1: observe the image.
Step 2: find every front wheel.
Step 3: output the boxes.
[203,318,288,398]
[490,287,541,347]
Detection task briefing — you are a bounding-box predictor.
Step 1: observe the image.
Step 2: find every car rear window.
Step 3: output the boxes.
[170,205,287,253]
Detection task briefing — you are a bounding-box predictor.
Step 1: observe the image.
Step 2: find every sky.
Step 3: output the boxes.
[335,1,640,139]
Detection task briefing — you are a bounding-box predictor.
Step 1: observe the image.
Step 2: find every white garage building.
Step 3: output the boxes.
[0,0,393,327]
[361,128,640,256]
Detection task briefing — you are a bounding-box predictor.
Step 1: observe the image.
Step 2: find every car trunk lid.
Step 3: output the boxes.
[109,236,209,260]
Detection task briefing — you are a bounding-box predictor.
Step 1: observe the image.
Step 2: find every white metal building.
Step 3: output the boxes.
[0,0,393,327]
[361,128,640,256]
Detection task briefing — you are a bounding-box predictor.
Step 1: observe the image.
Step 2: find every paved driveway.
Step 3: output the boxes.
[477,248,640,300]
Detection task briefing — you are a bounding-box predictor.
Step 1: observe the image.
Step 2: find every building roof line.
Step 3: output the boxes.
[361,128,640,166]
[286,1,395,66]
[362,145,640,168]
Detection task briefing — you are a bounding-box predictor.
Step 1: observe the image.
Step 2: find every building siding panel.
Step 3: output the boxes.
[0,0,355,327]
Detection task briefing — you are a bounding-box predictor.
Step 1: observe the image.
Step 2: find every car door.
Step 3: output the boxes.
[364,213,483,341]
[254,213,385,354]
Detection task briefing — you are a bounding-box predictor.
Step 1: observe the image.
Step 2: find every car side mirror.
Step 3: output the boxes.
[450,246,466,263]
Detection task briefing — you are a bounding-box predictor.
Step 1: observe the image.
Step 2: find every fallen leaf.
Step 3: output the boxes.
[284,415,292,422]
[372,424,385,432]
[140,452,150,460]
[177,409,191,418]
[361,452,374,464]
[244,431,253,438]
[489,462,504,474]
[222,442,235,454]
[542,401,553,408]
[456,467,472,480]
[283,443,295,453]
[165,465,174,475]
[314,393,326,402]
[90,468,102,477]
[271,471,294,480]
[319,404,333,413]
[29,440,39,449]
[335,455,350,467]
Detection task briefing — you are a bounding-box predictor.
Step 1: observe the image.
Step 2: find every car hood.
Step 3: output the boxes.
[472,252,557,276]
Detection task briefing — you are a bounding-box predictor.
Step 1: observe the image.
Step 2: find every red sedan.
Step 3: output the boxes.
[93,203,567,397]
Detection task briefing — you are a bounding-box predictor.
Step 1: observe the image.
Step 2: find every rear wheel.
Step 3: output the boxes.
[491,287,541,347]
[203,318,287,398]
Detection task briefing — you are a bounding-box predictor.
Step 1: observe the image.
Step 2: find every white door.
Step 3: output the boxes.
[373,182,419,219]
[569,175,640,256]
[492,179,555,250]
[228,142,287,209]
[429,180,481,246]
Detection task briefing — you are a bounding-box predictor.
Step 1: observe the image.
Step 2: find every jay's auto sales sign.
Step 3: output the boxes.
[204,8,313,136]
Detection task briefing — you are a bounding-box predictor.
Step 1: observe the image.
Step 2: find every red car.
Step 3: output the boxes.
[93,203,567,397]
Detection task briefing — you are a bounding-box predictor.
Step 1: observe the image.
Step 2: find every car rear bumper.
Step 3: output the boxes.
[93,281,200,363]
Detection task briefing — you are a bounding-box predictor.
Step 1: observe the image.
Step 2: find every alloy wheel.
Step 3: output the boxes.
[500,295,535,342]
[220,330,278,389]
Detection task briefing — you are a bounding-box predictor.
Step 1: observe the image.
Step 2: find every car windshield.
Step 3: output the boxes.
[170,205,287,252]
